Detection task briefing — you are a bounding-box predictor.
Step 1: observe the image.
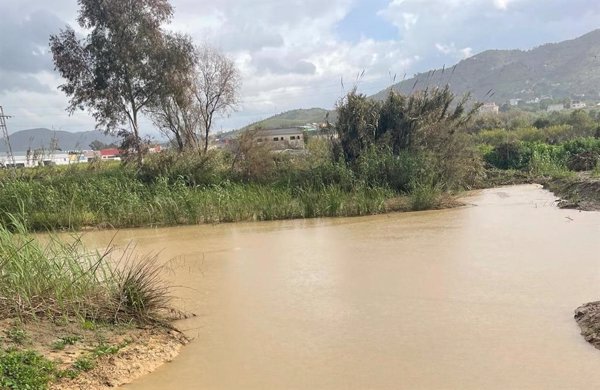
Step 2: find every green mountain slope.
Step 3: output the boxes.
[242,108,331,130]
[372,29,600,103]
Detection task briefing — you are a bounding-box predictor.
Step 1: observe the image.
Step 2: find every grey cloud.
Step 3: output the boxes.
[218,26,284,51]
[252,56,317,75]
[0,8,65,74]
[0,72,52,94]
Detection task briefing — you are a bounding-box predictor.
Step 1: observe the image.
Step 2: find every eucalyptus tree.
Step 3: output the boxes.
[50,0,187,162]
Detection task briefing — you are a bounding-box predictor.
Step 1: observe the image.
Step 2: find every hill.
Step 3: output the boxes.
[1,129,119,153]
[372,29,600,103]
[242,108,331,130]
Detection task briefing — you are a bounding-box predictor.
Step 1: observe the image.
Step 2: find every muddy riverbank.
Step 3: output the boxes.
[543,174,600,211]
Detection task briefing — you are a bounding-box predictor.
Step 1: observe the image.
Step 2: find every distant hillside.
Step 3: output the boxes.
[372,29,600,103]
[2,129,119,153]
[243,108,331,130]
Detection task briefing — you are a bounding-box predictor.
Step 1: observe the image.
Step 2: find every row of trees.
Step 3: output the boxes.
[50,0,239,162]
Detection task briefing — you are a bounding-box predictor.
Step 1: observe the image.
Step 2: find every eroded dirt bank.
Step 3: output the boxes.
[543,174,600,211]
[575,302,600,350]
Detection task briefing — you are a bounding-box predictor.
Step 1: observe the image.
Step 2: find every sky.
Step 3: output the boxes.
[1,0,600,135]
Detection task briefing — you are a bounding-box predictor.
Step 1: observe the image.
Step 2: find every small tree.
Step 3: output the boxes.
[194,45,240,153]
[50,0,182,162]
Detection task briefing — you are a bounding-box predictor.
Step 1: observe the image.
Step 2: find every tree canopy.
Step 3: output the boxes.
[50,0,193,161]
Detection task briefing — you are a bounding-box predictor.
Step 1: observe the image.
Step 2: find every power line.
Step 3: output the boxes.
[0,106,15,167]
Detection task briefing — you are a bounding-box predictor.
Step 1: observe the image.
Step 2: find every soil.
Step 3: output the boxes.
[575,302,600,350]
[543,174,600,212]
[0,319,187,389]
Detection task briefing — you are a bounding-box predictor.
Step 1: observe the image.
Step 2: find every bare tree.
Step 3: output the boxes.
[148,34,200,152]
[49,0,181,163]
[194,45,240,153]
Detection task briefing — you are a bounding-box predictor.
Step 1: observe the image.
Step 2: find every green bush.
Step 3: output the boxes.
[484,141,532,170]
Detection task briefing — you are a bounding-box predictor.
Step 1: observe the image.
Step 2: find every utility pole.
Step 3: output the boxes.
[0,106,15,168]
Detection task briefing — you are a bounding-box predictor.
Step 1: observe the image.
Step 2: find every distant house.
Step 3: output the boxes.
[571,101,587,109]
[479,102,499,115]
[100,148,122,161]
[509,98,522,106]
[254,128,305,150]
[547,104,565,112]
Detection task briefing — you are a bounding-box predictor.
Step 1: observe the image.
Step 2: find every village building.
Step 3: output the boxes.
[479,102,499,115]
[571,101,587,109]
[547,103,565,112]
[254,128,306,150]
[100,148,122,161]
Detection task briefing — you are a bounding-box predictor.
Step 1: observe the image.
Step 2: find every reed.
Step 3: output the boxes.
[0,215,171,324]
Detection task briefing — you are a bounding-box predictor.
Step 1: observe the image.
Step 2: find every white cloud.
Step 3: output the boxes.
[435,43,474,59]
[493,0,512,10]
[1,0,600,133]
[402,12,419,30]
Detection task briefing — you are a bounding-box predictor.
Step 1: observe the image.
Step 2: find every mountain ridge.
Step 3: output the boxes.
[373,29,600,102]
[2,128,119,153]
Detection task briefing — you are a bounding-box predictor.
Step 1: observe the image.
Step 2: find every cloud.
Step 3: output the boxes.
[0,9,64,74]
[402,12,419,30]
[0,73,53,94]
[435,43,474,59]
[493,0,512,10]
[1,0,600,133]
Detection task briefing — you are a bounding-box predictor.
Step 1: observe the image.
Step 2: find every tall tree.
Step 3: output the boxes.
[49,0,179,162]
[194,45,240,153]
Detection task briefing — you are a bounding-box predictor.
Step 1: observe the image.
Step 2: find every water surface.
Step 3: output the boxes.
[83,185,600,389]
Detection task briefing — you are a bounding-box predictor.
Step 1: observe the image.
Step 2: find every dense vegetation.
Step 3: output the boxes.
[0,87,484,232]
[473,108,600,178]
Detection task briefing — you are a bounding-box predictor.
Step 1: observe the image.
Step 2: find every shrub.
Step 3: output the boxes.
[484,141,532,170]
[138,149,229,187]
[113,254,171,323]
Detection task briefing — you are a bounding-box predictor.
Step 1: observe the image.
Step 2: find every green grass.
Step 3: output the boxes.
[0,216,172,325]
[0,349,56,390]
[51,336,80,351]
[0,164,397,231]
[4,326,29,346]
[72,356,95,372]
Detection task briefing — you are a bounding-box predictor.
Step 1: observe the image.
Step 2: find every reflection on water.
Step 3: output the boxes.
[83,185,600,389]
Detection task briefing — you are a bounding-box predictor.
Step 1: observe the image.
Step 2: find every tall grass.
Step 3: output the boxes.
[0,166,398,231]
[0,216,171,324]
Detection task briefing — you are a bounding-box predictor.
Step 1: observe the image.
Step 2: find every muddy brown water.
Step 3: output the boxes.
[80,184,600,389]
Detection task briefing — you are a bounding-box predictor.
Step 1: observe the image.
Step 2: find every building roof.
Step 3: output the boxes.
[255,128,304,137]
[100,148,122,156]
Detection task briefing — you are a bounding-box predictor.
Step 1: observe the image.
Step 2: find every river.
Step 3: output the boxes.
[81,184,600,389]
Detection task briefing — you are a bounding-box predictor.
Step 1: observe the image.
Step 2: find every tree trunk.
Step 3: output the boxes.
[132,110,143,165]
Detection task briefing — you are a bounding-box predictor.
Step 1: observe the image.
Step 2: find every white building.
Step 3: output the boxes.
[571,101,587,109]
[509,98,522,106]
[547,104,565,112]
[254,128,306,150]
